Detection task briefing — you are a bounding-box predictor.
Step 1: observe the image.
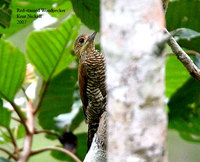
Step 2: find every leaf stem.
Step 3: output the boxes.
[10,102,29,133]
[0,147,17,160]
[165,29,200,82]
[0,92,28,133]
[18,101,34,162]
[6,127,19,158]
[11,117,22,123]
[34,130,60,138]
[33,81,49,115]
[22,87,30,102]
[30,146,81,162]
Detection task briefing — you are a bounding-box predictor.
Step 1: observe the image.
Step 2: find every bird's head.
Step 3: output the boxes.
[74,32,97,58]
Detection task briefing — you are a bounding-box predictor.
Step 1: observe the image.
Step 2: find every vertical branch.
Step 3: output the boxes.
[101,0,167,161]
[18,101,34,162]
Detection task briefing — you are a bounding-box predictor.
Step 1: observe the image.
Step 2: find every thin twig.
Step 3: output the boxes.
[10,102,29,133]
[8,148,23,159]
[163,1,200,81]
[33,81,49,115]
[12,117,22,123]
[165,29,200,82]
[0,147,17,160]
[18,101,35,162]
[0,92,28,133]
[30,146,82,162]
[166,50,200,57]
[22,87,30,102]
[34,130,60,138]
[6,128,19,158]
[186,50,200,57]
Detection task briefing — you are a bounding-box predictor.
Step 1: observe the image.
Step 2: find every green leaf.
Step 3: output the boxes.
[70,0,100,31]
[0,40,26,101]
[0,0,12,31]
[194,55,200,69]
[14,124,25,139]
[69,106,85,132]
[51,148,75,161]
[168,77,200,142]
[0,99,11,128]
[38,68,78,130]
[165,55,190,97]
[166,0,200,53]
[49,0,72,18]
[175,28,200,41]
[0,157,11,162]
[180,131,200,143]
[0,0,65,37]
[76,133,87,159]
[51,133,87,161]
[26,14,80,81]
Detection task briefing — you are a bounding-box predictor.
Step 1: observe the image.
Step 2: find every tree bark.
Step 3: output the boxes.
[101,0,167,161]
[84,112,107,162]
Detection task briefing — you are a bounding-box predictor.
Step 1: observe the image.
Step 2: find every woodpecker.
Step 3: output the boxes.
[74,32,106,150]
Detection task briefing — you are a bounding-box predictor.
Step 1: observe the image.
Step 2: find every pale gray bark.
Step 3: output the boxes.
[84,112,107,162]
[101,0,167,161]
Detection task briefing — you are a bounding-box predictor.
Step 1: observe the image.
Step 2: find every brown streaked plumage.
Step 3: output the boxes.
[74,32,106,150]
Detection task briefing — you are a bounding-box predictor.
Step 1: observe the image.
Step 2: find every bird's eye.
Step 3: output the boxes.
[79,38,84,44]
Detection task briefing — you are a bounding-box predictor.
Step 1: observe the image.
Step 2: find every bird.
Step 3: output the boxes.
[74,32,107,150]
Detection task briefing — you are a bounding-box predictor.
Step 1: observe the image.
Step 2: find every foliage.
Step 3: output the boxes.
[168,77,200,142]
[0,99,11,128]
[166,0,200,53]
[1,0,70,37]
[70,0,100,31]
[166,0,200,142]
[38,69,78,131]
[0,0,199,161]
[0,0,12,37]
[0,0,86,160]
[0,40,26,101]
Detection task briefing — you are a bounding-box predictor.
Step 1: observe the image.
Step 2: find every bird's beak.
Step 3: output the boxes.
[88,32,97,42]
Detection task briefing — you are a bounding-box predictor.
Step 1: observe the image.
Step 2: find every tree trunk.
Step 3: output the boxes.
[101,0,167,161]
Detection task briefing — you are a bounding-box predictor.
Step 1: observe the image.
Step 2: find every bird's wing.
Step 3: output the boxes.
[78,62,88,117]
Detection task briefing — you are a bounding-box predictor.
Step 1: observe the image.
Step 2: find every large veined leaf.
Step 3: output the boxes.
[0,99,11,128]
[26,14,80,81]
[38,68,78,130]
[0,40,26,101]
[166,0,200,53]
[70,0,100,31]
[168,77,200,142]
